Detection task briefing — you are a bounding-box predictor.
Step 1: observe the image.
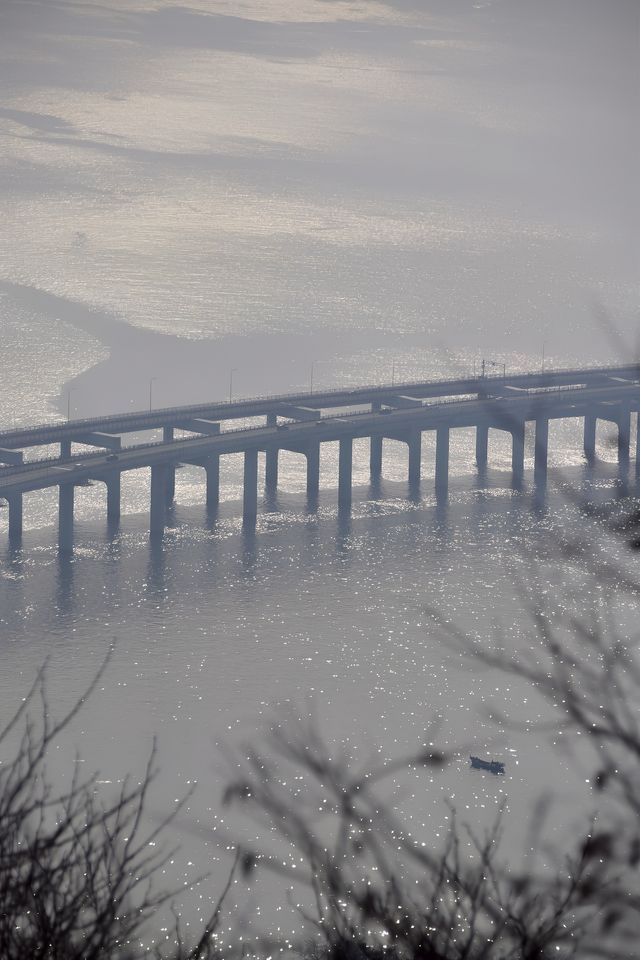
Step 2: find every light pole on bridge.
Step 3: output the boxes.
[481,358,506,379]
[229,368,238,404]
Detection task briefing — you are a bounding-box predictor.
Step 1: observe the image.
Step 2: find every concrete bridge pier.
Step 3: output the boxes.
[584,413,597,463]
[61,439,72,460]
[534,418,549,487]
[163,428,176,503]
[105,472,121,521]
[338,437,353,512]
[407,429,421,488]
[370,436,383,483]
[7,493,23,541]
[265,415,278,493]
[511,423,525,488]
[243,449,258,527]
[475,424,488,471]
[617,405,631,469]
[204,454,220,507]
[265,447,278,493]
[306,441,320,500]
[59,484,75,553]
[150,464,168,536]
[435,427,449,499]
[370,402,383,483]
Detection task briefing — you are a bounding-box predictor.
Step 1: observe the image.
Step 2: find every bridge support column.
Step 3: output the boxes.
[205,455,220,507]
[265,414,278,486]
[435,427,449,499]
[511,423,525,488]
[265,414,278,492]
[243,450,258,527]
[7,494,23,541]
[370,402,383,483]
[584,413,597,464]
[59,484,74,554]
[370,436,383,483]
[338,438,353,512]
[150,464,168,536]
[106,472,121,521]
[534,418,549,487]
[617,405,631,469]
[60,439,72,460]
[265,449,278,493]
[407,429,421,488]
[476,425,488,471]
[306,442,320,499]
[163,427,175,503]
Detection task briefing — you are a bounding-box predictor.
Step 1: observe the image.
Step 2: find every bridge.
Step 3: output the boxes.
[1,363,639,553]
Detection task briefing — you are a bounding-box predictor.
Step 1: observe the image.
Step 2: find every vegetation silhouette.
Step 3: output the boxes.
[219,472,640,956]
[0,652,234,960]
[1,435,639,957]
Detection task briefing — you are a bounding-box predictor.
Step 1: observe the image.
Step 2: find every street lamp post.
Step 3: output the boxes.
[310,361,315,395]
[229,368,237,404]
[149,377,158,412]
[481,358,506,379]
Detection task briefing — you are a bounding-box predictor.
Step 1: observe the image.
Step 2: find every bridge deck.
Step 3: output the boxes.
[0,363,638,451]
[0,375,638,497]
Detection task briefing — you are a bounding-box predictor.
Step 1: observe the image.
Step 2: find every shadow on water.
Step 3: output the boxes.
[0,462,632,636]
[335,510,353,560]
[105,515,121,545]
[407,479,421,504]
[616,468,631,500]
[204,502,220,531]
[367,480,383,504]
[1,545,26,637]
[240,528,259,577]
[55,554,75,617]
[4,541,24,571]
[147,536,169,597]
[433,495,449,531]
[475,465,488,490]
[531,485,548,518]
[263,490,280,514]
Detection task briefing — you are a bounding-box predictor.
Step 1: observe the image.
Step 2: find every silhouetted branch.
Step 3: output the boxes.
[0,657,235,960]
[222,715,607,959]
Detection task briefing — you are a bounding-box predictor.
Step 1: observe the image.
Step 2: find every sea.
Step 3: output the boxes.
[0,0,637,945]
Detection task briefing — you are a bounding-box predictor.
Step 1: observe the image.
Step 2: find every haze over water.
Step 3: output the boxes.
[0,0,638,943]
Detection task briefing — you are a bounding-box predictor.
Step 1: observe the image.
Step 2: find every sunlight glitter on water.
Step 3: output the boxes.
[0,469,629,939]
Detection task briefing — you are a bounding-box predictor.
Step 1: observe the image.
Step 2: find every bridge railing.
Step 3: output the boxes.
[0,379,634,488]
[0,363,635,443]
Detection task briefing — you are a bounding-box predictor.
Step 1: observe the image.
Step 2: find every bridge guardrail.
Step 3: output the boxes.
[0,364,636,443]
[1,380,636,488]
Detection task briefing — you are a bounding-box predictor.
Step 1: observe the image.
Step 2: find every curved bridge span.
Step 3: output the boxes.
[1,364,639,553]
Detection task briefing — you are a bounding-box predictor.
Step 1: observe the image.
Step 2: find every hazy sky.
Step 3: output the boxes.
[0,0,637,396]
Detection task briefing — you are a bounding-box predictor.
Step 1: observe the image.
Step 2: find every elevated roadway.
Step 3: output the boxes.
[0,364,638,552]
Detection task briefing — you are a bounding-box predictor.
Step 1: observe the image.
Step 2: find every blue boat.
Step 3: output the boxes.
[470,755,505,775]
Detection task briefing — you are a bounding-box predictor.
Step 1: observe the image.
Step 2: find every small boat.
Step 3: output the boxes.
[470,755,505,776]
